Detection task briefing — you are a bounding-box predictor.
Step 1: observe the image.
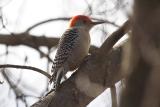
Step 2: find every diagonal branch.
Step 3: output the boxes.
[97,20,130,58]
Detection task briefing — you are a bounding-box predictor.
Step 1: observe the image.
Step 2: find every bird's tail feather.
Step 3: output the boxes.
[53,67,64,91]
[51,64,69,91]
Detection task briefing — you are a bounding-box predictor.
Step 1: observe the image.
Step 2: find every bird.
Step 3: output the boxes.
[50,15,105,91]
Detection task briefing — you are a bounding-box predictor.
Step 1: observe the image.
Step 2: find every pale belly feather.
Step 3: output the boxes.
[67,29,90,70]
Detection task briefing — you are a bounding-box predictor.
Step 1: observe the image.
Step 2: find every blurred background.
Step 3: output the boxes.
[0,0,131,106]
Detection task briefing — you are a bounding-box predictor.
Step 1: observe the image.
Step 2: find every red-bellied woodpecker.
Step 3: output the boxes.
[50,15,105,91]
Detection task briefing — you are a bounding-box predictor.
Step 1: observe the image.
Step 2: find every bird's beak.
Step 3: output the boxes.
[91,21,105,26]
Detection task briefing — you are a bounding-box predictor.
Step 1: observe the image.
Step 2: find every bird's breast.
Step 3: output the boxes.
[68,29,90,70]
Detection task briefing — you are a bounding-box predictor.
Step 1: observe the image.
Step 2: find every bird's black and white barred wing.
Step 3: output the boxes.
[51,28,79,81]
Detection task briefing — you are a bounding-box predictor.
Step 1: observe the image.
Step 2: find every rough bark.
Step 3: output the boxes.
[120,0,160,107]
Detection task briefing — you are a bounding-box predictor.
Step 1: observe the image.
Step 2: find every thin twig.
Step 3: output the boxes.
[26,17,71,32]
[34,47,54,63]
[2,70,29,107]
[0,64,51,79]
[2,69,38,107]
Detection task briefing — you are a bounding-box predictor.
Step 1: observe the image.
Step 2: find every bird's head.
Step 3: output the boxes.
[69,15,105,30]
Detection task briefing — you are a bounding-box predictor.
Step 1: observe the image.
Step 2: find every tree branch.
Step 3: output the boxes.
[0,64,51,79]
[97,20,130,58]
[0,33,59,48]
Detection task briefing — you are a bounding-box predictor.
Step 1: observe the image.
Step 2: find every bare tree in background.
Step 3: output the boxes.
[4,0,160,107]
